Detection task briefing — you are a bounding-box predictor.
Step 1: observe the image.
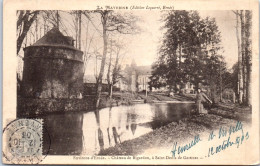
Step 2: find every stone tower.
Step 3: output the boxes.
[21,28,84,99]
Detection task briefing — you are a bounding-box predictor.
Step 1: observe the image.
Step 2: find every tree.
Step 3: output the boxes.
[94,10,109,108]
[240,11,247,103]
[231,62,239,96]
[233,10,252,106]
[70,10,82,49]
[152,10,223,100]
[159,10,190,91]
[106,39,126,98]
[41,11,61,30]
[17,10,39,54]
[78,11,82,50]
[245,10,252,106]
[148,62,167,90]
[94,10,138,107]
[107,39,113,98]
[82,19,96,76]
[234,10,244,104]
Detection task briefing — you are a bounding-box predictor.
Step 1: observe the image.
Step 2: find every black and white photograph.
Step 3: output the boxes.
[2,0,259,165]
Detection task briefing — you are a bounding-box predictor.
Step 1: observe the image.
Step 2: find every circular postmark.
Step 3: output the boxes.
[3,119,44,164]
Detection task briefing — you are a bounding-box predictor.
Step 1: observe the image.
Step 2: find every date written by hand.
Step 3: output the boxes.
[170,121,249,159]
[207,121,249,157]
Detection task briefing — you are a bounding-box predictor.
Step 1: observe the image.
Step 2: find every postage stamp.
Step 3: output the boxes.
[3,119,43,164]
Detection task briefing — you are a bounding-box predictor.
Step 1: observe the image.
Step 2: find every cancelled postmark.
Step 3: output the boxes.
[3,119,43,164]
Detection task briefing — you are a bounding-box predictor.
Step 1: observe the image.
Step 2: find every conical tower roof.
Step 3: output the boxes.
[30,27,80,51]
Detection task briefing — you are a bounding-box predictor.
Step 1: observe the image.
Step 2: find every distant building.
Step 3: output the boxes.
[183,82,195,94]
[114,59,195,94]
[83,75,107,84]
[83,75,108,95]
[136,66,152,92]
[116,60,152,92]
[114,77,128,91]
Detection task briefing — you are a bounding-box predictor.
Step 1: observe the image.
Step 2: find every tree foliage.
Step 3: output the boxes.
[151,10,226,98]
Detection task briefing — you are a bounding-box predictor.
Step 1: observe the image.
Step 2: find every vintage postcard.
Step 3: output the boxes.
[2,0,260,165]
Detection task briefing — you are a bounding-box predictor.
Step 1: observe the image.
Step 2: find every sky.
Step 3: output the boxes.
[120,11,163,67]
[199,11,238,69]
[17,10,239,77]
[119,10,238,70]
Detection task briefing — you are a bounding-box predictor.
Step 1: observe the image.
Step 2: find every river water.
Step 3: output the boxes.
[42,103,195,155]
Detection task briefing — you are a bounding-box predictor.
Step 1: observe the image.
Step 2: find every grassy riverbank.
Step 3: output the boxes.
[99,92,194,108]
[99,103,251,155]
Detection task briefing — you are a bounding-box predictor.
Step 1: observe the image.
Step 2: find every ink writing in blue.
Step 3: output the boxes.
[208,130,216,141]
[171,135,201,157]
[208,121,249,157]
[208,131,249,157]
[219,126,227,139]
[228,121,243,136]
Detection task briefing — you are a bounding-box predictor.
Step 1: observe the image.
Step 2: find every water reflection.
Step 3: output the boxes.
[42,103,194,155]
[43,113,84,155]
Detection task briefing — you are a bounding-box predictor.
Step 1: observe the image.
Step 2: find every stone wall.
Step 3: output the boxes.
[22,46,84,99]
[83,83,109,95]
[17,97,96,117]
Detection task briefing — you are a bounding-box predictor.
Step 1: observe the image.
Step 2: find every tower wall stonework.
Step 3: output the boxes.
[21,46,84,99]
